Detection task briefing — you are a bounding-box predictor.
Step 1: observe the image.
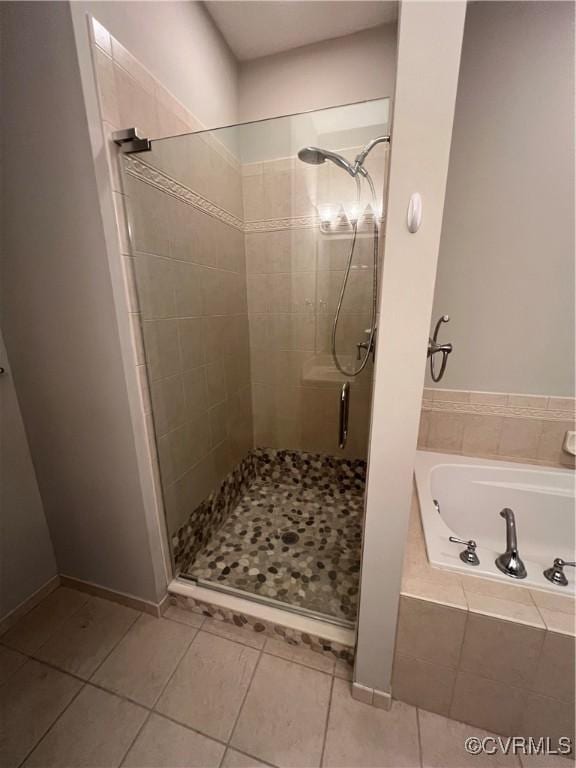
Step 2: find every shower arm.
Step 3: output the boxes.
[353,135,390,176]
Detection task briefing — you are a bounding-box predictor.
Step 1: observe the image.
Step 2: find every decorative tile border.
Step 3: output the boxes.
[244,212,384,234]
[423,389,575,422]
[123,155,245,232]
[244,214,321,232]
[125,155,383,236]
[168,593,355,664]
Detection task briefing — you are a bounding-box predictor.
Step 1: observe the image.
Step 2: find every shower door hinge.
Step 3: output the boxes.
[112,127,151,154]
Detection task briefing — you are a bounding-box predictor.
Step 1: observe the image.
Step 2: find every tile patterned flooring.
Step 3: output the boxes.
[184,478,363,623]
[0,587,565,768]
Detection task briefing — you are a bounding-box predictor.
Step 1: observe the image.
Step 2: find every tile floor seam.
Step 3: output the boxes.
[445,606,469,717]
[226,647,266,749]
[319,673,335,767]
[15,679,88,768]
[25,653,96,687]
[23,606,143,685]
[0,590,92,657]
[261,647,336,676]
[415,707,424,768]
[200,623,266,650]
[136,619,201,711]
[145,630,255,751]
[86,615,143,683]
[118,708,154,768]
[163,609,206,631]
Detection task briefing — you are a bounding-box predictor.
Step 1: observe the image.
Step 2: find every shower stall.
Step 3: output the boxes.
[121,98,390,627]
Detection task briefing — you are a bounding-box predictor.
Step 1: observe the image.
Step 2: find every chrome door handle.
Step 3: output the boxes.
[428,315,453,382]
[339,382,350,449]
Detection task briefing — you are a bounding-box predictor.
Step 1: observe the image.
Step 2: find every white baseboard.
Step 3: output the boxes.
[59,575,164,617]
[0,574,61,636]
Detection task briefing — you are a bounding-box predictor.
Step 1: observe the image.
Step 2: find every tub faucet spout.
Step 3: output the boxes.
[495,507,527,579]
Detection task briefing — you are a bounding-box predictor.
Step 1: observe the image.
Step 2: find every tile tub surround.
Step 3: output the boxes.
[392,490,575,745]
[419,388,576,468]
[177,448,366,623]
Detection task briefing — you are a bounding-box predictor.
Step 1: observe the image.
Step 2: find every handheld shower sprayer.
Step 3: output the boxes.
[297,136,389,178]
[297,134,390,381]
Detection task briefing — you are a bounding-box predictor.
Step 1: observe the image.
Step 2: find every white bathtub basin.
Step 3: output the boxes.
[414,451,576,596]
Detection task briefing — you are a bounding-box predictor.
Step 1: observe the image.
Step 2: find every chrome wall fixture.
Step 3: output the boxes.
[427,314,453,382]
[298,135,390,379]
[113,127,151,154]
[339,382,350,449]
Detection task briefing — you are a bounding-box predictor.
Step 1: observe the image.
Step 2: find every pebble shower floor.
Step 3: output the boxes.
[182,450,366,623]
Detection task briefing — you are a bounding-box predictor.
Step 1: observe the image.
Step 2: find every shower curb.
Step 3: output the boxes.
[166,582,356,665]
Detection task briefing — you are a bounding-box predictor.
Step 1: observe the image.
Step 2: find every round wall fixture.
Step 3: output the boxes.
[407,193,422,233]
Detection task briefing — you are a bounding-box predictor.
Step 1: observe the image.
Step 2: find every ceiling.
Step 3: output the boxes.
[204,1,398,61]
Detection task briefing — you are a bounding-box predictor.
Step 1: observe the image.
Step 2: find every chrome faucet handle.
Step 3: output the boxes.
[449,536,480,566]
[543,558,576,587]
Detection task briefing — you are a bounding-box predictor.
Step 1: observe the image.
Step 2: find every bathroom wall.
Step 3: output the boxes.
[74,1,238,128]
[239,23,397,122]
[0,1,163,603]
[429,1,575,397]
[421,1,575,468]
[0,331,58,623]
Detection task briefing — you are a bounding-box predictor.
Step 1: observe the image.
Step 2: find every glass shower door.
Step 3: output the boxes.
[121,98,390,625]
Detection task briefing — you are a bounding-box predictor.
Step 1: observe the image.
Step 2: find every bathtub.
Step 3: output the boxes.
[414,451,576,595]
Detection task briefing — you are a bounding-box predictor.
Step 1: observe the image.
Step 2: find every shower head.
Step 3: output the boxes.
[297,146,356,177]
[298,135,390,177]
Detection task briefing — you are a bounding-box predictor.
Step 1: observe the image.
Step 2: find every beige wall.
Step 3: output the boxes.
[355,0,466,701]
[430,1,575,397]
[75,0,239,129]
[0,331,58,621]
[239,23,397,123]
[1,1,163,602]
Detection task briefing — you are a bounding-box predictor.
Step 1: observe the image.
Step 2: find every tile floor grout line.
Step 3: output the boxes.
[15,679,88,768]
[87,607,143,682]
[200,623,267,651]
[147,625,204,713]
[226,646,266,750]
[163,609,206,631]
[319,673,335,767]
[416,707,425,768]
[118,709,154,768]
[0,588,92,659]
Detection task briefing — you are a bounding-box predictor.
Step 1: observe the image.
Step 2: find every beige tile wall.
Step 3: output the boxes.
[243,147,387,460]
[90,19,252,541]
[419,388,576,468]
[124,168,252,536]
